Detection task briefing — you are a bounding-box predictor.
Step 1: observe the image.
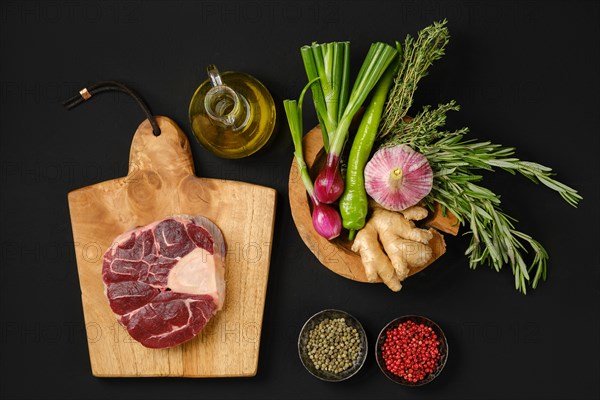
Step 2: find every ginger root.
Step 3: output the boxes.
[398,204,429,222]
[371,199,429,222]
[351,206,434,292]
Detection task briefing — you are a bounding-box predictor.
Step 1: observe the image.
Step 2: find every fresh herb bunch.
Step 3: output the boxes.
[378,22,582,293]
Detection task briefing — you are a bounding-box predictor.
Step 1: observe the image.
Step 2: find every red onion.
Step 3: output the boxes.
[314,156,345,204]
[312,202,342,240]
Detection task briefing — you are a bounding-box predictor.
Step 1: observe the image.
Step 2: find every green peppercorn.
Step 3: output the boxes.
[306,317,362,374]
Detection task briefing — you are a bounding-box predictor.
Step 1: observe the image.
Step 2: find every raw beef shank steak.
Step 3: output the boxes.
[102,215,226,349]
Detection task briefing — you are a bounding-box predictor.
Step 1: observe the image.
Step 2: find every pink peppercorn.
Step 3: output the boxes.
[381,320,441,382]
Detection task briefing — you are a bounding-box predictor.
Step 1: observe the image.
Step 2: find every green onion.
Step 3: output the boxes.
[304,42,398,203]
[301,42,350,152]
[284,79,342,240]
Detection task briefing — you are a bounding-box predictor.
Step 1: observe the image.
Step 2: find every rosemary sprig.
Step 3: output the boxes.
[422,135,582,207]
[425,154,555,294]
[382,106,581,293]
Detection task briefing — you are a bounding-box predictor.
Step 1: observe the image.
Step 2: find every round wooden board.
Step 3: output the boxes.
[288,126,448,283]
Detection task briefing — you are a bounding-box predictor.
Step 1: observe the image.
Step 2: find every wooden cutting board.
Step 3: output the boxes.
[68,116,277,377]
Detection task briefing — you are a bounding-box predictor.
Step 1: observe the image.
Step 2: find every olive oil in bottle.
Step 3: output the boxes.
[189,65,277,158]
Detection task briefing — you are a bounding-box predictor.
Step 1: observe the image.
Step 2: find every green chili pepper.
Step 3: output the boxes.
[340,48,400,240]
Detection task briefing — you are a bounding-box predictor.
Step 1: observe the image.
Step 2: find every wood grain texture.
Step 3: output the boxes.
[68,116,276,377]
[288,125,454,283]
[426,202,460,236]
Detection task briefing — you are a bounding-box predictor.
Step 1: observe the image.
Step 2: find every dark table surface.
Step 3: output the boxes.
[1,1,599,399]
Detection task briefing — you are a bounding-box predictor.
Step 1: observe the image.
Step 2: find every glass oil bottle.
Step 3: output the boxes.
[189,65,277,159]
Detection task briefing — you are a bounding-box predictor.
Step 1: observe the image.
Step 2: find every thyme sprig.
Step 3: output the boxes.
[379,19,450,137]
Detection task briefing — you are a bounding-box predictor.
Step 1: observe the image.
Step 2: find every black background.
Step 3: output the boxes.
[1,1,599,399]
